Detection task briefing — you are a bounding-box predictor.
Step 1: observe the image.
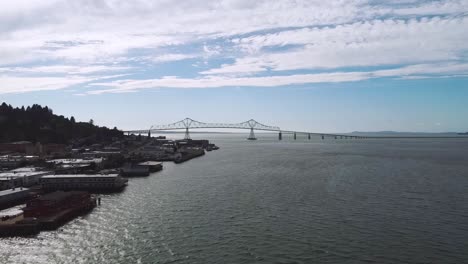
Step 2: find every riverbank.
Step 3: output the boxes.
[0,135,220,237]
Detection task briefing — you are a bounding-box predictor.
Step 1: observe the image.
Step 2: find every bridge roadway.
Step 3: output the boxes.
[124,118,467,140]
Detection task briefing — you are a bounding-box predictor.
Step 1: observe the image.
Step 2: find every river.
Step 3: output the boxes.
[1,134,468,263]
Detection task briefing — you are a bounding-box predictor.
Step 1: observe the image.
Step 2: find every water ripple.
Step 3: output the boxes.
[1,137,468,263]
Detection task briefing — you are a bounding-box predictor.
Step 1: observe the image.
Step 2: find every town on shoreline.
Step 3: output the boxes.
[0,103,219,237]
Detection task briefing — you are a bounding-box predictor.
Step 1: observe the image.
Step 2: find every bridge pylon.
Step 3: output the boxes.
[184,127,190,140]
[247,127,256,140]
[279,131,282,140]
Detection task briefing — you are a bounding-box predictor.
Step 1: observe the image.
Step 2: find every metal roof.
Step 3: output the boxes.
[0,188,30,197]
[0,170,51,179]
[42,174,119,178]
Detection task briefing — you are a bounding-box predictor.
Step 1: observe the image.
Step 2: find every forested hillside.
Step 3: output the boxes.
[0,103,123,144]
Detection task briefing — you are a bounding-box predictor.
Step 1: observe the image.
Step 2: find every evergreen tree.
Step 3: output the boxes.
[0,102,124,144]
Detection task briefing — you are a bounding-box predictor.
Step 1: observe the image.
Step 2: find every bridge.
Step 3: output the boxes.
[124,118,367,140]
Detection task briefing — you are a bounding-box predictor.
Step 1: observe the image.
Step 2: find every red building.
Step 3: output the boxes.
[0,142,67,156]
[0,141,35,154]
[23,191,93,218]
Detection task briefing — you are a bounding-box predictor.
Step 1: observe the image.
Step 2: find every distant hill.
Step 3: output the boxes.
[0,102,123,145]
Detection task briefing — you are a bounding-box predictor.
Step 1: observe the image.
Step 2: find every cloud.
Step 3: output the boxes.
[372,62,468,77]
[209,16,468,74]
[0,0,467,94]
[0,65,132,75]
[2,0,465,65]
[0,74,129,94]
[391,0,468,16]
[0,76,94,94]
[86,71,370,94]
[82,62,468,94]
[149,54,198,63]
[1,62,467,96]
[200,58,272,75]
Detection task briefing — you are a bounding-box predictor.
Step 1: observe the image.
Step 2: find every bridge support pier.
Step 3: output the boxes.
[279,131,282,140]
[294,132,297,140]
[184,127,190,140]
[322,135,324,140]
[248,127,256,140]
[308,133,311,140]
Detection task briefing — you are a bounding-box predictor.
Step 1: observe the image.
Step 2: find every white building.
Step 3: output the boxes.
[0,167,52,190]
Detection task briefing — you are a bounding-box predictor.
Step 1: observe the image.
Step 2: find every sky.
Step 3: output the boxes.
[1,0,468,133]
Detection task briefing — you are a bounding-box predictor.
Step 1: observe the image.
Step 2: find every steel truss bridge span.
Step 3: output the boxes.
[124,118,365,140]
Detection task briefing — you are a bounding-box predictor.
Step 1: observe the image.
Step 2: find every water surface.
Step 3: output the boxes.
[1,135,468,264]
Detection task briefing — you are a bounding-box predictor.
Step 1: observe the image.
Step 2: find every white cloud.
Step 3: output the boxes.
[209,16,468,74]
[83,62,468,94]
[0,76,93,94]
[372,62,468,77]
[0,0,467,94]
[86,71,370,94]
[200,58,272,75]
[149,54,198,63]
[0,65,132,75]
[392,0,468,16]
[2,0,465,66]
[1,61,466,96]
[0,73,130,94]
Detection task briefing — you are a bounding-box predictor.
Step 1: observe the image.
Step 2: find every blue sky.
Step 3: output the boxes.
[1,0,468,132]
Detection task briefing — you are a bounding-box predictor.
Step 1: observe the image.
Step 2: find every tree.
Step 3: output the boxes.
[0,103,124,144]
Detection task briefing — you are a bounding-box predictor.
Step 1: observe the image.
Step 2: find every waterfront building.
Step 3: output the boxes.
[0,178,22,191]
[133,143,177,160]
[0,155,41,170]
[23,191,94,219]
[176,139,210,149]
[40,174,127,192]
[0,167,52,190]
[47,158,104,174]
[48,158,104,165]
[0,191,96,235]
[0,156,23,169]
[82,150,121,158]
[0,188,30,209]
[138,161,163,173]
[121,163,150,177]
